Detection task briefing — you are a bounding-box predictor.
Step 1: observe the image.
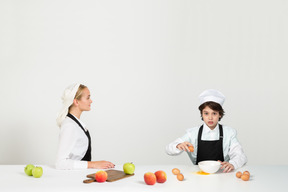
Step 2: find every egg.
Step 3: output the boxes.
[241,174,250,181]
[188,145,194,152]
[236,171,242,178]
[177,173,184,181]
[172,168,180,175]
[243,171,250,176]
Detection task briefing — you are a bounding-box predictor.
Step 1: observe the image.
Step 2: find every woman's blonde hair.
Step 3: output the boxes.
[68,84,87,111]
[74,84,87,100]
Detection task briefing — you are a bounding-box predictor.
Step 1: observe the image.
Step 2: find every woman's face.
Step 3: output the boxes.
[201,106,221,129]
[77,88,92,111]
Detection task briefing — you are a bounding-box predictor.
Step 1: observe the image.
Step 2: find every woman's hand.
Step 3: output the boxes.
[88,161,115,169]
[218,161,234,173]
[176,142,194,152]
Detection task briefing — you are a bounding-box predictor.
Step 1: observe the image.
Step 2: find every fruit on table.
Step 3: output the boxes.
[95,171,108,183]
[123,162,135,175]
[241,174,250,181]
[188,145,194,152]
[154,170,167,183]
[177,173,184,181]
[144,172,156,185]
[236,171,242,178]
[32,167,43,178]
[24,164,35,176]
[172,168,180,175]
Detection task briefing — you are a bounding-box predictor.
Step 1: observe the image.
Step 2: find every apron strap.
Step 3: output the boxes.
[67,113,86,132]
[219,124,223,139]
[67,113,92,161]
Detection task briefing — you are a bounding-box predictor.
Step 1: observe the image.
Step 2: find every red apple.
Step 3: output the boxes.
[154,170,167,183]
[95,170,108,183]
[144,172,156,185]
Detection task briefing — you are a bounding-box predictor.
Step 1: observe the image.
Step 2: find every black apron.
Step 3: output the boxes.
[196,124,224,164]
[67,113,92,161]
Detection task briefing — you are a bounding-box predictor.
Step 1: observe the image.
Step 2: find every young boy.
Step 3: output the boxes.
[166,89,247,173]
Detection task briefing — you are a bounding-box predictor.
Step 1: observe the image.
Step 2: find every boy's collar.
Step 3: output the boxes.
[203,123,219,133]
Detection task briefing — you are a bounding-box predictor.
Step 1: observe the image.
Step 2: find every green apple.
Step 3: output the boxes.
[123,162,135,175]
[24,164,35,176]
[32,166,43,178]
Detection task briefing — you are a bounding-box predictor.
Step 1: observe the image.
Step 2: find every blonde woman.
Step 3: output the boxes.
[56,83,115,170]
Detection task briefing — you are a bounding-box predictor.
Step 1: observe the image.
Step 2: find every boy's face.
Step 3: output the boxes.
[201,106,221,129]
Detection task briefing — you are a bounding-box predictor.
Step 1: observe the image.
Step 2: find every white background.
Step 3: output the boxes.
[0,0,287,166]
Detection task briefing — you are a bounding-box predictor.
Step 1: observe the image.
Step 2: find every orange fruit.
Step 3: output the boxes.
[236,171,242,178]
[172,168,180,175]
[177,173,184,181]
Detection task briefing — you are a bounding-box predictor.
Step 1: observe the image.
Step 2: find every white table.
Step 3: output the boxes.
[1,164,287,192]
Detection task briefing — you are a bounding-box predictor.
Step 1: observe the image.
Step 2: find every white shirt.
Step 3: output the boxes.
[55,115,89,169]
[166,123,247,170]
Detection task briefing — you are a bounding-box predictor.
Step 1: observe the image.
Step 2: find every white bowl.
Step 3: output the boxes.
[198,160,221,173]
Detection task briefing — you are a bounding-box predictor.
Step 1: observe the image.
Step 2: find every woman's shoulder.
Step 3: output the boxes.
[60,117,78,130]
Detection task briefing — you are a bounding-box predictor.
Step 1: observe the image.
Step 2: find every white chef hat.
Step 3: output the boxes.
[56,83,80,127]
[199,89,225,106]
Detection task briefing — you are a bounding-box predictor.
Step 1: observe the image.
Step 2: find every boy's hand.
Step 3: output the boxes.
[176,142,194,152]
[218,161,234,173]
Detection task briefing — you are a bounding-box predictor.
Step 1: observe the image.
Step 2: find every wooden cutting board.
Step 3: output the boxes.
[83,170,134,183]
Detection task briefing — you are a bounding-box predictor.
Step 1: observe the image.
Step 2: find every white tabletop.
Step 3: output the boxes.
[1,164,287,192]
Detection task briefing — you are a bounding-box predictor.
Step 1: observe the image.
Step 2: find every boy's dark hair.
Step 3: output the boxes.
[198,101,225,121]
